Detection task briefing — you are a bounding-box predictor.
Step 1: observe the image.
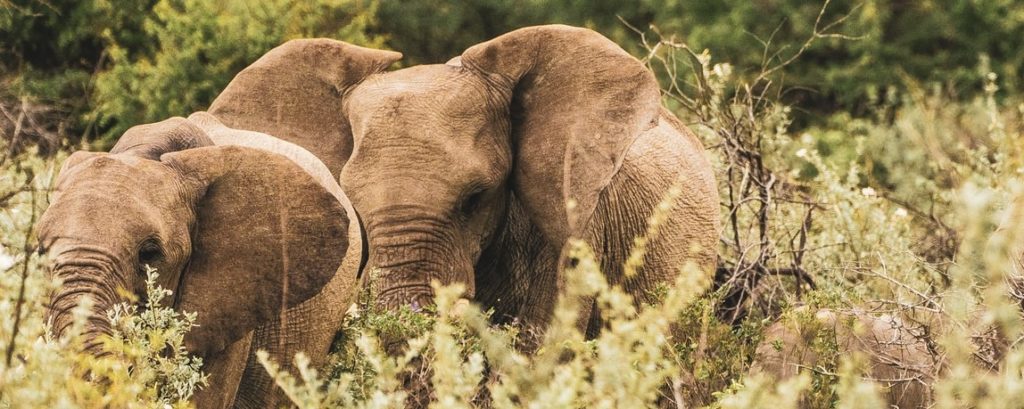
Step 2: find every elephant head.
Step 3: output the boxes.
[37,117,356,360]
[322,25,662,312]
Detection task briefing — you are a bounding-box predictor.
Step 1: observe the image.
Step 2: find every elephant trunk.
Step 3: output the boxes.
[365,227,475,313]
[46,250,130,356]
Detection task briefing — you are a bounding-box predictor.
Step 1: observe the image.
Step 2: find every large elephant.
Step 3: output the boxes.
[228,26,719,338]
[36,40,377,408]
[749,307,936,408]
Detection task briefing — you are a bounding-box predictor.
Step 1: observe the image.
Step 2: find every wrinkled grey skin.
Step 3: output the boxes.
[342,26,719,337]
[749,308,936,408]
[224,26,720,341]
[37,40,372,409]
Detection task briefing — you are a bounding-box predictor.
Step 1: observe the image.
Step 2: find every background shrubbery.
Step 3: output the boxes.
[5,0,1024,407]
[5,0,1024,147]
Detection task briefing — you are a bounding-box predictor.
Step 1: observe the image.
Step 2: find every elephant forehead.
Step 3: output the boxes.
[349,65,499,127]
[42,158,184,247]
[53,155,182,208]
[347,66,508,161]
[58,154,169,186]
[344,65,512,191]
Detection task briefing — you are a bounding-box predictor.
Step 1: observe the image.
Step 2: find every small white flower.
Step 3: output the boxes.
[894,208,908,218]
[0,247,15,271]
[861,187,877,197]
[795,148,808,158]
[713,63,732,78]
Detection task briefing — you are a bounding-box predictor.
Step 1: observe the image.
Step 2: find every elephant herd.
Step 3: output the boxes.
[32,25,979,408]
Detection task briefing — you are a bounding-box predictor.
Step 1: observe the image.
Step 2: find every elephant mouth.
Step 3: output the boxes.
[373,283,436,312]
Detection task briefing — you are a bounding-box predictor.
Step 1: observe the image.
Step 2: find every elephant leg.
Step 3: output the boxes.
[475,196,569,351]
[232,320,290,409]
[193,331,253,409]
[231,308,345,408]
[598,122,720,401]
[593,115,719,312]
[232,252,358,408]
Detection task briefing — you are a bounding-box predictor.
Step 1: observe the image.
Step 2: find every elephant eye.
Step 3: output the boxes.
[138,239,163,267]
[460,190,485,215]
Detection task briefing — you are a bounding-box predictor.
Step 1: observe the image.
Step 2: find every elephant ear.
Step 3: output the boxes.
[207,39,402,177]
[161,145,353,357]
[110,117,214,160]
[460,25,661,247]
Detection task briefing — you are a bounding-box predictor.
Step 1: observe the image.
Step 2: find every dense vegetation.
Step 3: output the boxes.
[4,0,1024,407]
[5,0,1024,147]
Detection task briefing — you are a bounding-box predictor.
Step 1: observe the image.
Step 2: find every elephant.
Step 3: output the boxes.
[221,26,719,342]
[748,307,937,408]
[36,40,378,408]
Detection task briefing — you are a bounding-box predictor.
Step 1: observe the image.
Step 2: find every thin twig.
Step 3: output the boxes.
[6,178,38,366]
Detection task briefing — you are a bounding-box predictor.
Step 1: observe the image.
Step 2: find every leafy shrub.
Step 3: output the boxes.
[669,19,1024,406]
[107,266,207,404]
[91,0,386,143]
[262,245,713,408]
[374,0,1024,125]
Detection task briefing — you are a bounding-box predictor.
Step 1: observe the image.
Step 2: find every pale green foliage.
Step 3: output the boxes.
[259,331,427,408]
[107,266,207,404]
[92,0,386,141]
[833,357,886,409]
[711,374,809,409]
[709,56,1024,408]
[260,237,712,408]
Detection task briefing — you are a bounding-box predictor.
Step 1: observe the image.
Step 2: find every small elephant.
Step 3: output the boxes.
[749,307,936,408]
[38,41,373,408]
[234,27,720,340]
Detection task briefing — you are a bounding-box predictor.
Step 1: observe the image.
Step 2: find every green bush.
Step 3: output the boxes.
[1,0,385,146]
[373,0,1024,123]
[7,0,1024,149]
[91,0,385,143]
